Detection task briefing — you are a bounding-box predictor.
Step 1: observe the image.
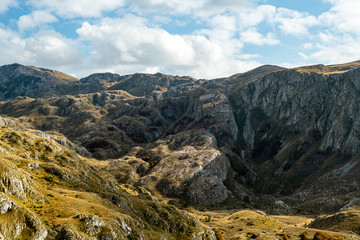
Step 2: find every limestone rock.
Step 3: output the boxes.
[187,174,229,205]
[0,193,13,214]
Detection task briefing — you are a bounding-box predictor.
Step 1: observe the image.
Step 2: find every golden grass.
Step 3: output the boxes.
[189,208,357,239]
[294,61,360,75]
[27,65,79,82]
[0,123,359,239]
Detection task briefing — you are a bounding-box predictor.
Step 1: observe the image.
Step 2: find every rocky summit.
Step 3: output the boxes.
[1,62,360,239]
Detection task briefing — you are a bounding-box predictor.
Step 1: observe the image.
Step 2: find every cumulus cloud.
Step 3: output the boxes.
[129,0,204,14]
[0,28,82,68]
[236,5,276,29]
[273,8,318,36]
[26,0,125,18]
[77,15,194,66]
[129,0,254,16]
[320,0,360,34]
[196,14,241,51]
[200,0,255,15]
[0,0,17,14]
[5,0,359,79]
[76,14,260,78]
[18,10,57,31]
[294,0,360,65]
[241,28,279,45]
[25,31,83,66]
[299,32,360,64]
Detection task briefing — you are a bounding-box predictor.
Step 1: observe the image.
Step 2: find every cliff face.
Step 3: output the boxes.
[227,65,360,200]
[1,62,360,214]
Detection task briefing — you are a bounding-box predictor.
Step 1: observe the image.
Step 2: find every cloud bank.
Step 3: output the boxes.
[0,0,358,79]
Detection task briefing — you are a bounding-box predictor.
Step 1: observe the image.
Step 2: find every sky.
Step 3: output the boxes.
[0,0,359,79]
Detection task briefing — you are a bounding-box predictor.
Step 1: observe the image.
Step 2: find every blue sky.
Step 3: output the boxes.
[0,0,359,79]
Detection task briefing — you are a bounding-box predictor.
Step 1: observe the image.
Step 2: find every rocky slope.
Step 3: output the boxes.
[0,123,216,239]
[1,62,360,238]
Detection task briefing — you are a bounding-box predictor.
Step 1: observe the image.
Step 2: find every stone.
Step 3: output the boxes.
[0,193,13,214]
[187,174,229,205]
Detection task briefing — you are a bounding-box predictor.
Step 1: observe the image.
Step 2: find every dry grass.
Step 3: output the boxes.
[27,65,79,82]
[0,124,217,239]
[0,123,359,239]
[294,61,360,75]
[188,208,358,239]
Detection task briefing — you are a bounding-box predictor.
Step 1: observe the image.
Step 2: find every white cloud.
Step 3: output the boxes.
[299,32,360,64]
[202,0,255,13]
[76,14,260,78]
[319,0,360,34]
[18,10,57,31]
[152,16,172,25]
[196,14,239,42]
[129,0,254,16]
[195,14,246,63]
[278,61,310,69]
[77,15,195,66]
[26,0,125,18]
[241,28,279,45]
[129,0,204,14]
[25,31,83,66]
[5,0,354,79]
[0,28,82,68]
[273,8,318,36]
[238,53,261,60]
[292,0,360,66]
[236,5,276,29]
[302,42,313,50]
[298,52,308,60]
[0,0,17,14]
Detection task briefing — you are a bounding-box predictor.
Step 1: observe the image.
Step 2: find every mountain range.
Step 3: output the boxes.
[0,62,360,239]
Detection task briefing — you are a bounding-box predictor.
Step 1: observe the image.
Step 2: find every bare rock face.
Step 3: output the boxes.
[0,193,47,240]
[108,130,232,205]
[55,227,86,240]
[0,64,76,100]
[191,93,238,140]
[228,66,360,199]
[0,193,13,214]
[75,214,106,235]
[0,159,43,202]
[187,175,229,205]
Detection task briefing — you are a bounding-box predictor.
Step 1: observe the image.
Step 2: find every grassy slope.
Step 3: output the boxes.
[0,125,215,239]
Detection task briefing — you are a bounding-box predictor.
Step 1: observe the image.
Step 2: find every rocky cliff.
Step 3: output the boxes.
[1,62,360,220]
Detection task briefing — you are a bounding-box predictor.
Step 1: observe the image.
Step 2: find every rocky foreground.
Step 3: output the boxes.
[1,62,360,239]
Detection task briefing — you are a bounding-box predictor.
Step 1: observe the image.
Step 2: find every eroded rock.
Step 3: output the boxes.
[187,174,229,205]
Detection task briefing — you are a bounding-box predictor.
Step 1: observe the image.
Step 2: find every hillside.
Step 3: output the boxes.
[0,123,217,239]
[1,62,360,239]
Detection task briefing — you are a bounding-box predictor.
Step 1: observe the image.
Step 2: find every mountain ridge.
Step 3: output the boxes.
[1,61,360,239]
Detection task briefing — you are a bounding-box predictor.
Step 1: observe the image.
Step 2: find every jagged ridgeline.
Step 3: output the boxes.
[1,62,360,239]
